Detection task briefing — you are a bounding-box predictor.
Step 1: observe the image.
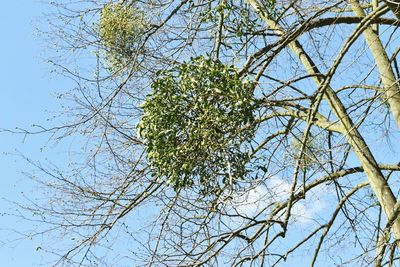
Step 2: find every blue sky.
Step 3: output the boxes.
[0,1,70,265]
[1,1,400,266]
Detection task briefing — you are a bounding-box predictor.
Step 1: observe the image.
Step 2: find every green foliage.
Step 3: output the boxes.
[259,0,279,19]
[138,57,257,192]
[98,2,145,71]
[201,1,279,37]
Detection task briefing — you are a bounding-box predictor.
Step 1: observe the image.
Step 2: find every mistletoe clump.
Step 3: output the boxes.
[98,2,145,71]
[138,57,256,192]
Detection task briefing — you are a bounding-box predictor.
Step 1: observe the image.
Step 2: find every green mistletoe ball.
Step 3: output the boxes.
[98,2,145,71]
[138,57,256,192]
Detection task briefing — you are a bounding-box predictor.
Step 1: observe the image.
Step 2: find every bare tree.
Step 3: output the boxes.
[15,0,400,266]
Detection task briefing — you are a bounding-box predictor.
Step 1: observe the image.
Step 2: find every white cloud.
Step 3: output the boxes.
[230,185,269,218]
[228,177,330,225]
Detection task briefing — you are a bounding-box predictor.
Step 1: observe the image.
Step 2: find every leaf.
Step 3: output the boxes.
[137,57,256,192]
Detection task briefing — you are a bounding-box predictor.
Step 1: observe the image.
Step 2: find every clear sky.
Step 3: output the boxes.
[0,1,71,265]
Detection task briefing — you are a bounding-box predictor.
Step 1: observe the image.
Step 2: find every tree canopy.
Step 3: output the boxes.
[17,0,400,266]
